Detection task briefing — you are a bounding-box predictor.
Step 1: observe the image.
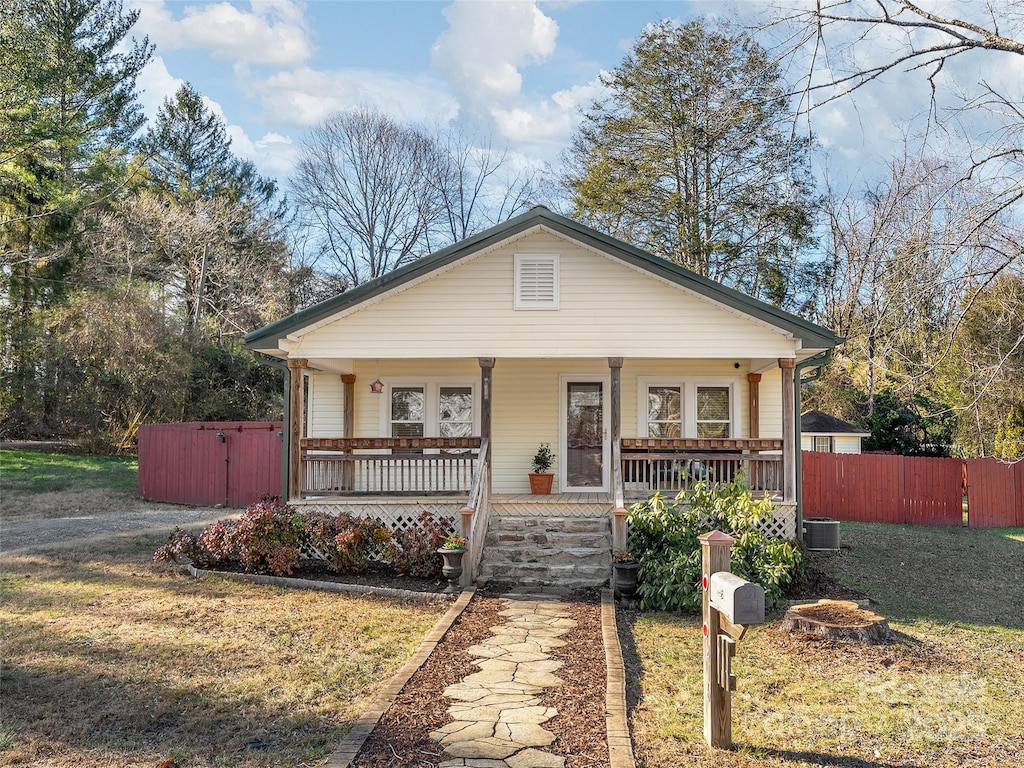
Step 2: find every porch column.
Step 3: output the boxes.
[609,357,627,551]
[287,358,307,501]
[747,373,761,440]
[479,357,494,495]
[779,358,796,502]
[341,374,356,491]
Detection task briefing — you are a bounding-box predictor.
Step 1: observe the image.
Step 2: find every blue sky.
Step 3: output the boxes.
[124,1,1023,192]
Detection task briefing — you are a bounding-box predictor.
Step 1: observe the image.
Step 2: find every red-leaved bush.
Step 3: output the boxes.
[155,500,456,580]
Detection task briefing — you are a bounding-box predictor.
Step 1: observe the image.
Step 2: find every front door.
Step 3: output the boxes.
[561,378,609,492]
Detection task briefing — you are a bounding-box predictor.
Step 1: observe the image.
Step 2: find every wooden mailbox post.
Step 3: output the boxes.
[698,530,765,749]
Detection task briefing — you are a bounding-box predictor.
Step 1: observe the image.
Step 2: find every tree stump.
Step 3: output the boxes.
[781,599,890,644]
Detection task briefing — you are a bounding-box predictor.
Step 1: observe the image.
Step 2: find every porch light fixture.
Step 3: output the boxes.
[370,378,384,394]
[215,430,225,442]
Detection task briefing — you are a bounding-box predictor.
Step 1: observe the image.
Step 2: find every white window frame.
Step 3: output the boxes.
[813,435,833,453]
[379,377,480,447]
[636,377,740,439]
[514,253,559,310]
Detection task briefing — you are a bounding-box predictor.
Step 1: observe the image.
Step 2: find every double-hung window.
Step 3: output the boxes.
[384,380,477,448]
[639,379,737,439]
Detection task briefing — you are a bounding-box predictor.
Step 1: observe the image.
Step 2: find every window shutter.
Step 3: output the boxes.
[515,254,559,309]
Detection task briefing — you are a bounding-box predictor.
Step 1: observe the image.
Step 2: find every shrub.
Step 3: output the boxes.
[391,511,453,579]
[627,477,804,612]
[154,527,205,566]
[231,498,304,576]
[303,511,391,574]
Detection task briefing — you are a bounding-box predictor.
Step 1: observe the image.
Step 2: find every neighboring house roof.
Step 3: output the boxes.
[245,205,841,352]
[801,410,871,435]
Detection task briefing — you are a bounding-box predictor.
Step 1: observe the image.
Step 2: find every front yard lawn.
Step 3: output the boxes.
[623,523,1024,768]
[0,533,447,767]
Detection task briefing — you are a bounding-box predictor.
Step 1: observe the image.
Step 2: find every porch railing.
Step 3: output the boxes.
[620,438,783,498]
[301,437,482,495]
[460,438,490,585]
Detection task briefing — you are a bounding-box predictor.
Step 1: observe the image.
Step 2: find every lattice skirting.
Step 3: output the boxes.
[293,499,462,561]
[623,502,798,541]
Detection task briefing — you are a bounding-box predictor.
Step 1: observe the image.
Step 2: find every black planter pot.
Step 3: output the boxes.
[613,561,640,605]
[438,548,465,593]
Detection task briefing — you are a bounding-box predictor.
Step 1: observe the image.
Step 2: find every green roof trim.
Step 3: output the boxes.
[244,206,841,350]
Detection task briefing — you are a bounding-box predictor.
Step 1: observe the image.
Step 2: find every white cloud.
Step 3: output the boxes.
[135,56,185,126]
[250,66,460,129]
[127,0,313,67]
[432,1,558,115]
[226,126,300,180]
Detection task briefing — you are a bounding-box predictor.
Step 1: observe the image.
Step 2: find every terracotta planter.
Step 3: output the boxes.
[437,548,465,593]
[613,561,640,604]
[528,473,554,494]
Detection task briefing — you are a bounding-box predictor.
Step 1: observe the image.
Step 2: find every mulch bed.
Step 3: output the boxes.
[351,592,610,768]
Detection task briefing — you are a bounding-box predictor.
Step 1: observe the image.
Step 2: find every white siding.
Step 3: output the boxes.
[307,372,345,438]
[801,435,813,451]
[758,368,783,440]
[290,230,800,360]
[834,435,862,454]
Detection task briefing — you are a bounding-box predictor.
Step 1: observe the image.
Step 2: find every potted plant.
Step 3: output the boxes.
[613,550,640,606]
[437,532,467,593]
[529,443,555,494]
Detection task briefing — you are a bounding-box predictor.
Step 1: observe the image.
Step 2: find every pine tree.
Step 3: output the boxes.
[0,0,152,436]
[561,18,818,308]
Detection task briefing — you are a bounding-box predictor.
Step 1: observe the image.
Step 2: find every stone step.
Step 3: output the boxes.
[485,530,612,548]
[476,561,611,587]
[480,545,610,566]
[485,515,611,535]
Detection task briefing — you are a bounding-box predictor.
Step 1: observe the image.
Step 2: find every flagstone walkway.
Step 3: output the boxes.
[431,594,575,768]
[326,588,634,768]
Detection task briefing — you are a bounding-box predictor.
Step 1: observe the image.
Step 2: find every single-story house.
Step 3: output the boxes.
[801,410,870,454]
[245,206,840,589]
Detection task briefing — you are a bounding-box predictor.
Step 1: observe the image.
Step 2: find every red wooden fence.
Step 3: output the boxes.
[803,452,1024,527]
[138,422,283,508]
[802,452,963,525]
[965,458,1024,528]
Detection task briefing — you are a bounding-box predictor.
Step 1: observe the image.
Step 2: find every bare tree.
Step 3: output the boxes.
[813,144,1021,447]
[431,125,537,245]
[290,109,448,287]
[772,1,1024,218]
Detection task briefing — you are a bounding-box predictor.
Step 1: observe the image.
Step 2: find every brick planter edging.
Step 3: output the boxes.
[602,589,637,768]
[323,587,476,767]
[186,564,452,604]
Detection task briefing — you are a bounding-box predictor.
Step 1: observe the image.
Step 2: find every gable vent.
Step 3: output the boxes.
[515,254,559,309]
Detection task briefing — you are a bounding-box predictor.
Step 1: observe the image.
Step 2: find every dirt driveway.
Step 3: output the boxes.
[1,487,233,553]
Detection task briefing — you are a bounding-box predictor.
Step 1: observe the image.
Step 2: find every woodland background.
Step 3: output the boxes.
[1,0,1022,457]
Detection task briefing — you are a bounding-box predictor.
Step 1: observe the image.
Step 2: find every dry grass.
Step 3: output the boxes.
[622,523,1024,768]
[0,532,448,767]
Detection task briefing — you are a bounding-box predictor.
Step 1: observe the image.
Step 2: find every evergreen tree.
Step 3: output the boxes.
[0,0,152,436]
[995,404,1024,459]
[561,18,818,308]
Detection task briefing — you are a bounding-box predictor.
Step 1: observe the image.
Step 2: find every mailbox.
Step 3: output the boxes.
[708,571,765,625]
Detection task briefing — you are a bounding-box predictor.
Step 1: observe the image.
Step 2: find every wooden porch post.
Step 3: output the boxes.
[341,374,356,491]
[609,357,627,551]
[287,358,307,501]
[779,359,796,503]
[479,357,494,495]
[747,373,761,440]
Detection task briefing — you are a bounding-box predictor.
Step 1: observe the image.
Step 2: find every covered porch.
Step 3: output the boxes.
[282,355,802,582]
